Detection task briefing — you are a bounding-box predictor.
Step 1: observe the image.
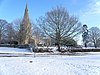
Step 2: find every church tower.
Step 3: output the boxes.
[19,3,32,45]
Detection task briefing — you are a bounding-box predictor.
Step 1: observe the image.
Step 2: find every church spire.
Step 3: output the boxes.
[25,3,28,13]
[19,3,32,45]
[23,3,29,21]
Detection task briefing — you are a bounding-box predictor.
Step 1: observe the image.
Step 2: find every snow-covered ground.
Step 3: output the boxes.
[0,47,100,75]
[0,55,100,75]
[0,47,30,53]
[0,47,33,57]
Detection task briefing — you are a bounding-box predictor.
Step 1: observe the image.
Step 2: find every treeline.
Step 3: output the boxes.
[0,6,100,51]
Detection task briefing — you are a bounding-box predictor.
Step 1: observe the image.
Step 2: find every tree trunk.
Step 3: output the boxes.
[94,42,97,48]
[0,38,1,44]
[94,45,97,48]
[0,31,2,44]
[85,42,87,47]
[57,44,61,52]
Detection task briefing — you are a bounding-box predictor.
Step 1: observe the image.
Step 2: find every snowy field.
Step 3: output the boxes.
[0,47,30,53]
[0,47,100,75]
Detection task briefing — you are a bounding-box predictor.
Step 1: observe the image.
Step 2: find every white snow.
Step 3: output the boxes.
[0,47,100,75]
[0,47,30,53]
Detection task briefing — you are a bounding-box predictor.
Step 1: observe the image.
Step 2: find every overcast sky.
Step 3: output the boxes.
[0,0,100,29]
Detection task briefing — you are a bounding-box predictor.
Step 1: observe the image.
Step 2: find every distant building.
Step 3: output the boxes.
[19,4,32,45]
[32,36,52,46]
[19,4,54,47]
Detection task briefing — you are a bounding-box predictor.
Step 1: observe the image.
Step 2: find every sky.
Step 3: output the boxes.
[0,0,100,29]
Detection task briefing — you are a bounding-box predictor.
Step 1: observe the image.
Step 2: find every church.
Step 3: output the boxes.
[19,4,51,46]
[18,3,33,45]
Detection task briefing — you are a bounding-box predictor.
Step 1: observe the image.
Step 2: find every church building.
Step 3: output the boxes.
[19,4,32,45]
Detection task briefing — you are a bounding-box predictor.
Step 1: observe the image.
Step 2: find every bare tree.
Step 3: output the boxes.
[89,27,100,48]
[6,23,16,43]
[13,19,22,31]
[12,19,22,43]
[37,7,82,51]
[0,19,8,43]
[32,25,45,46]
